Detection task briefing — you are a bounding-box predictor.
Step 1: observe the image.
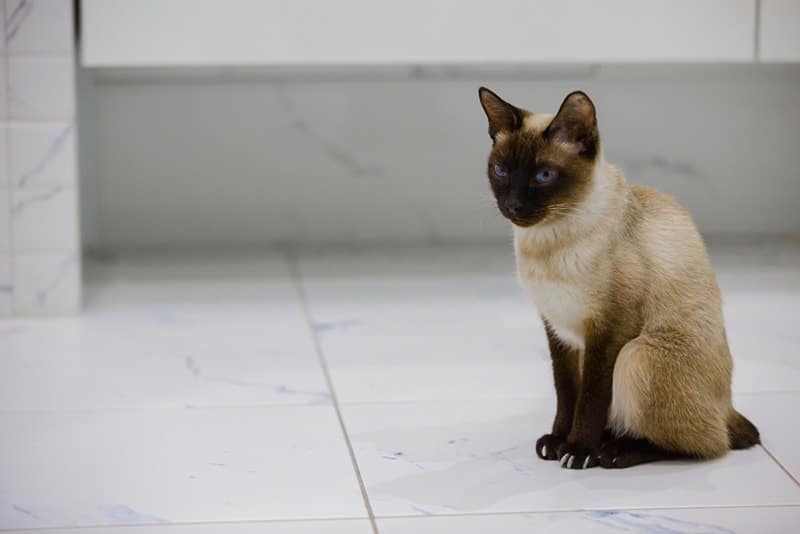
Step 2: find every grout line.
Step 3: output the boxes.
[759,443,800,487]
[285,250,381,534]
[372,503,800,519]
[0,403,339,415]
[5,503,800,532]
[0,516,372,533]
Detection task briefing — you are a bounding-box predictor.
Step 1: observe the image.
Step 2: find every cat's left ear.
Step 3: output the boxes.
[479,87,524,141]
[544,91,599,158]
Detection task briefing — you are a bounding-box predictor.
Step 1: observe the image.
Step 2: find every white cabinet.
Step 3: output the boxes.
[81,0,757,66]
[759,0,800,61]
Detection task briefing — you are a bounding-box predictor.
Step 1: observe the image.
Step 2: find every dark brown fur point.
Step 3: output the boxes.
[728,410,761,449]
[478,88,596,228]
[479,88,760,469]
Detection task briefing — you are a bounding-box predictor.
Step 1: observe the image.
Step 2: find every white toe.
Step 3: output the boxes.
[542,445,547,457]
[582,456,591,469]
[567,455,574,469]
[559,454,570,467]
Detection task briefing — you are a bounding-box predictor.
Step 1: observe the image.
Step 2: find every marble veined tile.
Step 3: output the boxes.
[0,127,8,183]
[0,406,367,529]
[0,253,330,408]
[725,290,800,394]
[0,2,5,52]
[299,246,554,403]
[300,245,800,404]
[12,186,79,250]
[0,254,10,314]
[0,59,6,119]
[0,314,330,409]
[0,520,374,534]
[7,57,75,119]
[736,392,800,483]
[4,0,74,55]
[0,189,9,251]
[341,399,800,516]
[8,122,77,189]
[12,251,80,314]
[379,507,800,534]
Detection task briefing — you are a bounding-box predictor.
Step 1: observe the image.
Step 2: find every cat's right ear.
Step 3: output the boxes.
[479,87,523,141]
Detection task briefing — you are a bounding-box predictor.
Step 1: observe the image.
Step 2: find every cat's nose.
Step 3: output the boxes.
[505,200,522,216]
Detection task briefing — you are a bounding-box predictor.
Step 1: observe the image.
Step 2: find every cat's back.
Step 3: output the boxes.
[627,184,722,325]
[630,184,691,219]
[629,184,708,263]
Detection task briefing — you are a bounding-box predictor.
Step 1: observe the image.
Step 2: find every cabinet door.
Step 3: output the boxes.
[81,0,756,66]
[759,0,800,61]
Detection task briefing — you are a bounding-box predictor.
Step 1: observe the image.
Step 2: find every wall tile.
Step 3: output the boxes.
[13,251,79,314]
[8,57,75,119]
[1,0,80,316]
[11,186,78,250]
[0,254,11,314]
[0,56,7,119]
[5,0,73,55]
[0,126,8,186]
[0,1,5,53]
[8,122,76,188]
[0,189,9,251]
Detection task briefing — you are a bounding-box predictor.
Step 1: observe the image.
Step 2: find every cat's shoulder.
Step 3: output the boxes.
[630,184,688,215]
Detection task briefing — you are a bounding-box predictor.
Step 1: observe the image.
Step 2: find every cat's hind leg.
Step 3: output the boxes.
[608,332,731,465]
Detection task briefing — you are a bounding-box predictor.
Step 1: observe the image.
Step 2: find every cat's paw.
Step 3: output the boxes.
[556,442,600,469]
[535,434,565,460]
[597,437,672,469]
[597,438,624,468]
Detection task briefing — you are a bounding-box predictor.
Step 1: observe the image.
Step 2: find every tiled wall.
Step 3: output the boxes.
[1,0,80,315]
[89,65,800,248]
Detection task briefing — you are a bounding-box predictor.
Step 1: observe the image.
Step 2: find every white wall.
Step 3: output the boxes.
[82,0,757,66]
[85,64,800,249]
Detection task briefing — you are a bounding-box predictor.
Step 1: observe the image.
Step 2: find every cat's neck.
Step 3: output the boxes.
[513,158,628,258]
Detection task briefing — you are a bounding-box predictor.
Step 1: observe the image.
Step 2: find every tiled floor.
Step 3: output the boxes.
[1,244,799,533]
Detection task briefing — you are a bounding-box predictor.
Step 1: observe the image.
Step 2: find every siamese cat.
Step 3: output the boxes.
[478,88,759,469]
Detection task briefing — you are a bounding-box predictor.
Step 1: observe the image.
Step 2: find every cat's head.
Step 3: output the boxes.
[478,88,600,228]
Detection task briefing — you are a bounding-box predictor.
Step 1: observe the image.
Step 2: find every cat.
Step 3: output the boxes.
[478,87,760,469]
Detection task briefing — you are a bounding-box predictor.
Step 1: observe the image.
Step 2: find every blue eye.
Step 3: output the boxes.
[493,164,508,178]
[535,168,557,184]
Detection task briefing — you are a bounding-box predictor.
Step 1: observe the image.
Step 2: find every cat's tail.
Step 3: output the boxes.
[728,410,760,449]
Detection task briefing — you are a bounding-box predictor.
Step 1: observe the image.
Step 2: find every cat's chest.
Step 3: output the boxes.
[516,252,592,351]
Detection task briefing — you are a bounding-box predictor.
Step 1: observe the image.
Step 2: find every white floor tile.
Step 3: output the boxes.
[736,392,800,483]
[379,507,800,534]
[341,399,800,517]
[725,291,800,394]
[713,244,800,394]
[0,519,374,534]
[1,245,798,529]
[0,406,367,530]
[300,246,554,403]
[311,304,552,403]
[301,245,800,403]
[0,253,330,409]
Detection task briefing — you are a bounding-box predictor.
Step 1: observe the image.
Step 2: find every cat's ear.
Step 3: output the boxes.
[544,91,598,158]
[479,87,524,141]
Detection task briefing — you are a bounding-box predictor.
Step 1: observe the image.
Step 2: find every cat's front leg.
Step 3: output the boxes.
[556,329,623,469]
[537,322,581,461]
